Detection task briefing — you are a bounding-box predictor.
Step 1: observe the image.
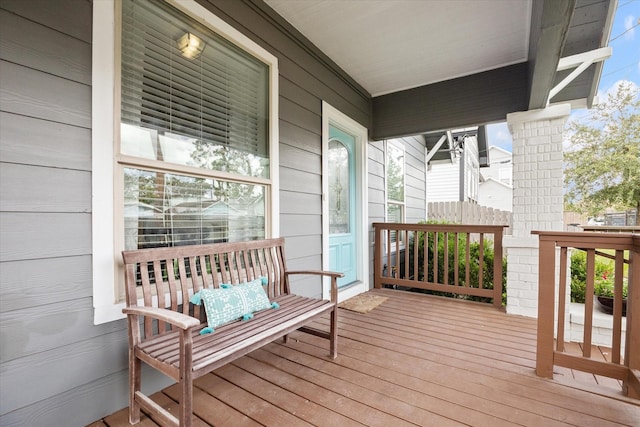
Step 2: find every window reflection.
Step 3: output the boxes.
[124,168,265,250]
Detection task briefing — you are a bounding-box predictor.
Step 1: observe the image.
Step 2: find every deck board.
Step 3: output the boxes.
[92,289,640,426]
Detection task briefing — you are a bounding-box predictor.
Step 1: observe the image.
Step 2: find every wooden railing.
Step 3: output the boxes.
[534,231,640,399]
[373,223,507,308]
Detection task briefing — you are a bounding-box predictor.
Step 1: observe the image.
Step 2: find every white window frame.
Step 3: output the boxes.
[385,140,406,247]
[92,0,279,324]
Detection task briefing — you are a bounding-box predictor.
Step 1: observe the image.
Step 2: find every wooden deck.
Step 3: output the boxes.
[90,289,640,426]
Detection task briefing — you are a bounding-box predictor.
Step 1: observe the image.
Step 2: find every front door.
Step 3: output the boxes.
[328,125,357,287]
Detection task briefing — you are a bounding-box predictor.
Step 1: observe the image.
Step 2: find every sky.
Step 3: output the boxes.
[486,0,640,152]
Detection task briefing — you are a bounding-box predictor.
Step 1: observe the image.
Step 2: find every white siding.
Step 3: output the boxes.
[426,160,460,202]
[478,178,513,211]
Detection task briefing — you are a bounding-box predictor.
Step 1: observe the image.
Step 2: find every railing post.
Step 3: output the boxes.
[536,236,556,378]
[624,236,640,398]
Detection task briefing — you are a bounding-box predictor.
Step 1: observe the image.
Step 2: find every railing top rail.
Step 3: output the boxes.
[373,223,508,233]
[532,230,640,251]
[581,225,640,233]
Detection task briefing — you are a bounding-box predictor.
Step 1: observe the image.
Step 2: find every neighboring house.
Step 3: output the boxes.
[425,128,483,203]
[0,0,615,425]
[478,145,513,212]
[478,177,513,212]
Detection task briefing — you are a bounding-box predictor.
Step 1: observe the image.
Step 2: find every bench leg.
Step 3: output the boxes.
[179,332,194,427]
[330,307,338,359]
[282,334,288,344]
[129,350,141,424]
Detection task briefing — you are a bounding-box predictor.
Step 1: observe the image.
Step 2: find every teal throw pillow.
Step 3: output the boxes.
[190,277,277,334]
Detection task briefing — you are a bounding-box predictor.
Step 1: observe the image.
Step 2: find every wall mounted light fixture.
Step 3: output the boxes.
[176,32,206,59]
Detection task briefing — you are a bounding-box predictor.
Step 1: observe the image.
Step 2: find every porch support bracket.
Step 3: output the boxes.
[425,134,447,163]
[548,47,612,104]
[447,131,454,163]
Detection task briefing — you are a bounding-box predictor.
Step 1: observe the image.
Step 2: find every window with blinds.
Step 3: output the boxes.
[386,141,405,244]
[120,0,270,250]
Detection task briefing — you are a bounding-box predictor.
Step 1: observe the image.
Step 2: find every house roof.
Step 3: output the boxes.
[264,0,616,138]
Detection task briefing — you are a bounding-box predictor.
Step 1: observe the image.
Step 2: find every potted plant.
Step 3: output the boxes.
[594,271,628,316]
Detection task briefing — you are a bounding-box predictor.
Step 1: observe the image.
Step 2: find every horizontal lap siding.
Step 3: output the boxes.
[403,135,427,223]
[0,1,137,424]
[0,0,372,425]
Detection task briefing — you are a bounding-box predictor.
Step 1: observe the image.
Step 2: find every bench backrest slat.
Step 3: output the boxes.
[122,238,289,338]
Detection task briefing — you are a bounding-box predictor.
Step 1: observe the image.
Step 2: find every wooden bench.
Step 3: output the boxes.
[121,238,343,427]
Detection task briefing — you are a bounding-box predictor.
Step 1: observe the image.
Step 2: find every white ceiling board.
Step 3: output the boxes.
[265,0,532,96]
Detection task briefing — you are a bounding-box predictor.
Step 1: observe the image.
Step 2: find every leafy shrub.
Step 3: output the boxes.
[569,250,614,303]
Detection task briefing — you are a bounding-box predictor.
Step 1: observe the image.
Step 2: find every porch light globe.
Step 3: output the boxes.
[176,32,206,59]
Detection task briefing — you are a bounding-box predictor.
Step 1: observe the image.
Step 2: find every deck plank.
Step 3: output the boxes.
[91,289,640,427]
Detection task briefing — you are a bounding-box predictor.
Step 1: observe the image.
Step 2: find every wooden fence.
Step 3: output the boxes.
[428,201,512,232]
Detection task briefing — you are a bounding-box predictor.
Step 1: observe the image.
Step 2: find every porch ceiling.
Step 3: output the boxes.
[264,0,616,137]
[266,0,533,98]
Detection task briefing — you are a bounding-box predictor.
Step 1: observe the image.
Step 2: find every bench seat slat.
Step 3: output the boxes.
[135,294,333,377]
[138,294,308,355]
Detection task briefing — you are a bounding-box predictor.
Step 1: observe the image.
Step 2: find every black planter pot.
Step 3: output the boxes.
[596,296,627,316]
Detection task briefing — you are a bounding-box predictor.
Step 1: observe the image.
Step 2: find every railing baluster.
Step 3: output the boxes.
[612,250,624,364]
[478,233,484,289]
[444,232,449,286]
[404,230,410,279]
[465,233,470,287]
[454,232,459,287]
[413,231,422,280]
[583,249,595,358]
[556,247,568,352]
[423,231,429,282]
[493,229,504,307]
[433,231,438,284]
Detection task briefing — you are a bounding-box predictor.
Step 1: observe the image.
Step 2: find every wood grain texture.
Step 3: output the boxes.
[0,163,90,213]
[0,297,125,362]
[0,10,91,84]
[121,239,340,426]
[0,0,92,42]
[0,212,91,262]
[93,289,640,427]
[0,112,91,170]
[0,255,92,312]
[0,329,129,414]
[0,61,91,128]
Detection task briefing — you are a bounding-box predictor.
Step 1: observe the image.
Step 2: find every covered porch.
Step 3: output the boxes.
[91,289,640,427]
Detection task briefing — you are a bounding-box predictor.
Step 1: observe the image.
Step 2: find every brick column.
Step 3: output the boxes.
[504,104,570,319]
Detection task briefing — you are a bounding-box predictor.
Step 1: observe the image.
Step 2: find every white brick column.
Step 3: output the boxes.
[504,104,571,319]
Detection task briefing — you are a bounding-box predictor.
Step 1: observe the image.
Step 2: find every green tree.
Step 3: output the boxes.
[564,81,640,224]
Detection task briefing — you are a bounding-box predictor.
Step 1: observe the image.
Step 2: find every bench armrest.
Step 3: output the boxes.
[123,306,201,330]
[286,270,344,279]
[285,270,344,302]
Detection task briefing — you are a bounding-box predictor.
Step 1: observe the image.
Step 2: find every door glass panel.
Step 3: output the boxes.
[328,140,350,234]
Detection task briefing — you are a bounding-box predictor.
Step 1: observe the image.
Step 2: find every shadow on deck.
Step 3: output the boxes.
[90,289,640,426]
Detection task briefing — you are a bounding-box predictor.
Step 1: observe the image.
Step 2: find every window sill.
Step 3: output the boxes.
[94,302,126,325]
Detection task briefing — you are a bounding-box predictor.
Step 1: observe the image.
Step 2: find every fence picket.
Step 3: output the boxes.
[428,202,512,233]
